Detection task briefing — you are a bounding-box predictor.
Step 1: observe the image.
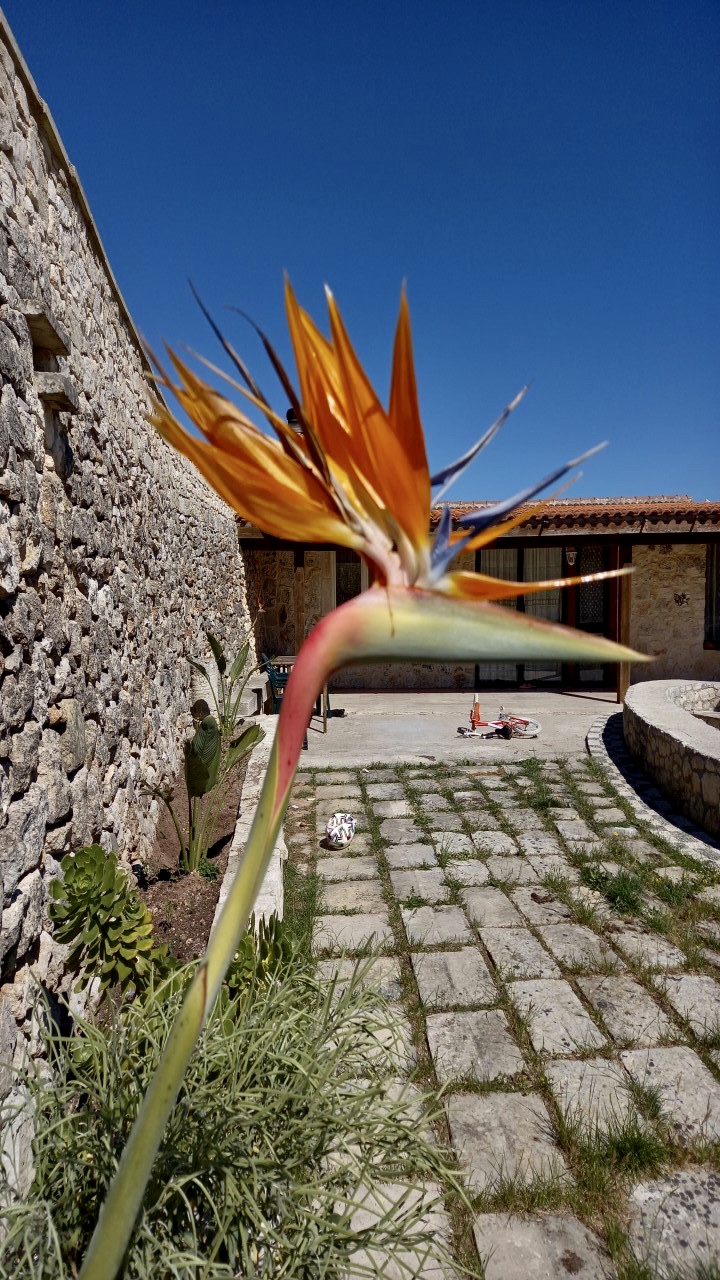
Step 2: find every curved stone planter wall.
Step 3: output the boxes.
[623,681,720,838]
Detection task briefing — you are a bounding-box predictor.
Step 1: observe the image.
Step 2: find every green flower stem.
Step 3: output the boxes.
[80,587,645,1280]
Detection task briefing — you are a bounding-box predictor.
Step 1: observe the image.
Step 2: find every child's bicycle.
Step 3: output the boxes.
[457,696,541,740]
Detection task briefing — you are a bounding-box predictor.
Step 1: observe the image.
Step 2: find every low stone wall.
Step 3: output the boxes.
[623,681,720,837]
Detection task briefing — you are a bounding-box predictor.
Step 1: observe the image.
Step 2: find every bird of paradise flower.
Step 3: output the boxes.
[80,283,645,1278]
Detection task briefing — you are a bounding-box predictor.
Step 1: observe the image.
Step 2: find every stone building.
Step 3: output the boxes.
[0,12,251,1182]
[243,496,720,698]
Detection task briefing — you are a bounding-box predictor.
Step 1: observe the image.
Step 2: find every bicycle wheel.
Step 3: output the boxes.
[510,717,541,738]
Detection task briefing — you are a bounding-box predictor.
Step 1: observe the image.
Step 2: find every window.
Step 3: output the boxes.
[335,549,368,607]
[705,545,720,649]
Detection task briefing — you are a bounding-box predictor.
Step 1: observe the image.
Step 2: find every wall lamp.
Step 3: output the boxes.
[565,546,578,567]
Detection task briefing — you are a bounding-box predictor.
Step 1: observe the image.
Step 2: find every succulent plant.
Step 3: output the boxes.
[48,845,169,997]
[225,913,293,994]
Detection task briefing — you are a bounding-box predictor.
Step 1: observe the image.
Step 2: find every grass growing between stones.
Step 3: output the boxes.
[303,754,720,1276]
[1,963,471,1279]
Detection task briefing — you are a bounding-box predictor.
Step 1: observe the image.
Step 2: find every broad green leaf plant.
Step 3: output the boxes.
[80,283,647,1277]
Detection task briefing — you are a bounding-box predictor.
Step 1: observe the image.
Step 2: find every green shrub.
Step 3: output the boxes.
[48,846,170,997]
[0,961,467,1278]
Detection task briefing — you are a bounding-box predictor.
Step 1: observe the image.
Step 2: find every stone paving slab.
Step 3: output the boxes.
[517,832,564,857]
[474,1212,617,1279]
[511,979,607,1054]
[461,886,522,928]
[421,794,451,812]
[620,1046,720,1142]
[313,913,393,955]
[317,772,361,786]
[546,1058,639,1134]
[503,808,548,832]
[443,859,489,886]
[321,880,387,915]
[389,868,450,905]
[592,807,630,824]
[346,1181,451,1280]
[472,831,518,855]
[401,905,474,948]
[464,812,500,830]
[510,887,573,925]
[380,817,425,843]
[627,1168,720,1279]
[446,1092,571,1193]
[537,923,624,972]
[486,856,541,885]
[314,784,364,802]
[430,832,475,855]
[315,855,378,881]
[527,854,581,882]
[425,811,464,831]
[555,819,602,844]
[371,799,412,818]
[365,783,406,799]
[480,928,562,980]
[316,955,403,1002]
[577,975,677,1047]
[412,948,496,1009]
[610,925,686,971]
[426,1009,524,1085]
[384,842,437,869]
[655,974,720,1038]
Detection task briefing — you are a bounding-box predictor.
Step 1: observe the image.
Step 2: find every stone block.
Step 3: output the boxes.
[462,886,522,928]
[628,1169,720,1278]
[426,1009,524,1084]
[443,859,488,887]
[58,697,86,773]
[0,783,48,900]
[389,868,449,905]
[510,887,572,925]
[655,974,720,1039]
[401,905,473,948]
[578,976,677,1047]
[517,831,563,857]
[486,856,540,885]
[446,1092,570,1193]
[474,1213,616,1280]
[380,817,425,843]
[312,913,393,955]
[314,856,379,881]
[620,1046,720,1142]
[611,925,686,972]
[472,831,517,855]
[480,928,561,980]
[384,843,437,869]
[320,880,387,915]
[430,832,474,855]
[412,948,496,1009]
[371,798,412,818]
[346,1182,450,1280]
[316,956,403,1003]
[510,979,607,1054]
[546,1058,640,1135]
[536,923,624,972]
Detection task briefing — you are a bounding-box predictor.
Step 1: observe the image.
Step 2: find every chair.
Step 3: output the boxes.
[262,655,308,749]
[262,654,289,714]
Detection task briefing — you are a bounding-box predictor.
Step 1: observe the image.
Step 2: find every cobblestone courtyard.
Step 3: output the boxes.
[286,751,720,1279]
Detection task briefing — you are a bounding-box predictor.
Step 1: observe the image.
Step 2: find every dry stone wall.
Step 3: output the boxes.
[0,14,250,1160]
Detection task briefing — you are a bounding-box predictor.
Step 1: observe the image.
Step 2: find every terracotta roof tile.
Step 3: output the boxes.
[429,496,720,533]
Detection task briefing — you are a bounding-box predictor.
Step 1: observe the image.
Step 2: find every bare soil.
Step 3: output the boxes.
[141,763,247,963]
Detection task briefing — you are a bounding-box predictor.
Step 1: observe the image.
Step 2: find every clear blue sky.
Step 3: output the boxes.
[4,0,719,500]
